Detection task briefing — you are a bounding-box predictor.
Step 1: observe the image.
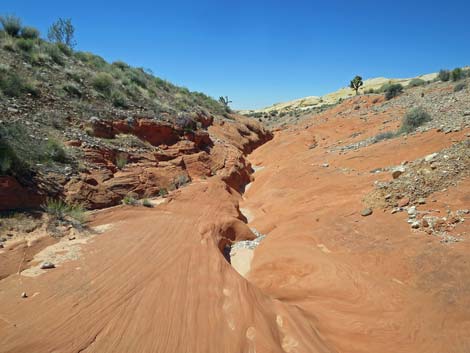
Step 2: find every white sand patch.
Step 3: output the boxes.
[230,247,254,277]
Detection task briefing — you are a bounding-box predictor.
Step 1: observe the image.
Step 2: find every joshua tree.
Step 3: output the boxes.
[48,18,76,48]
[350,75,363,95]
[219,96,232,107]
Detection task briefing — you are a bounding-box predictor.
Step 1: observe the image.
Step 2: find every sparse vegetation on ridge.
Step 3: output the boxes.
[399,107,431,134]
[350,75,363,95]
[382,83,403,100]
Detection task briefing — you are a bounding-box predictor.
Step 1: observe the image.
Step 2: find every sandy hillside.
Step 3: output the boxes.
[240,72,437,116]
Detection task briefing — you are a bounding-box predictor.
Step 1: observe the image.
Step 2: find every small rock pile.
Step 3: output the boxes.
[367,140,470,208]
[230,227,266,251]
[393,204,469,243]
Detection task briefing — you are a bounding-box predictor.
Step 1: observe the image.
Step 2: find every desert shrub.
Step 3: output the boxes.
[0,124,31,176]
[158,188,168,197]
[111,90,128,108]
[45,44,65,65]
[365,88,375,94]
[20,26,40,39]
[0,124,70,178]
[175,174,190,188]
[67,203,86,224]
[43,199,86,223]
[43,198,68,219]
[451,68,463,81]
[62,83,82,98]
[454,82,466,92]
[29,51,48,66]
[65,69,82,83]
[122,194,138,206]
[384,83,403,100]
[175,113,197,132]
[0,15,21,37]
[57,42,72,56]
[399,107,431,134]
[408,78,425,87]
[112,61,130,70]
[373,131,395,143]
[47,18,76,48]
[2,36,15,51]
[92,72,114,96]
[0,70,38,97]
[115,153,127,169]
[16,38,34,52]
[128,68,148,88]
[0,143,14,175]
[142,198,153,208]
[75,51,107,69]
[46,140,68,163]
[438,69,450,82]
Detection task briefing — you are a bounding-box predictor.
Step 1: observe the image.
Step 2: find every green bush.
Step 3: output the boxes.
[399,107,431,134]
[29,51,48,66]
[0,143,14,175]
[373,131,395,142]
[2,36,15,51]
[454,82,466,92]
[46,140,68,163]
[112,61,130,70]
[67,203,86,224]
[451,68,463,81]
[0,124,71,178]
[115,153,127,169]
[45,44,65,65]
[43,198,86,223]
[111,90,128,108]
[20,26,40,39]
[142,198,153,208]
[384,83,403,100]
[62,83,82,98]
[0,124,31,176]
[43,198,68,219]
[122,194,138,206]
[128,68,148,88]
[0,15,22,37]
[0,70,38,97]
[92,72,114,96]
[438,69,450,82]
[408,78,425,87]
[158,188,168,197]
[57,42,72,56]
[47,18,76,49]
[16,38,34,52]
[175,174,190,188]
[75,51,107,69]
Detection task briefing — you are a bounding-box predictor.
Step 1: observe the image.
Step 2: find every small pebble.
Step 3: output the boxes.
[40,262,55,270]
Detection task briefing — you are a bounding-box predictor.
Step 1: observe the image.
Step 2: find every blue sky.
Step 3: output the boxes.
[3,0,469,109]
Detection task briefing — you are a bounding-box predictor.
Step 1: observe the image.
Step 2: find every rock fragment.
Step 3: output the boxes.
[40,262,55,270]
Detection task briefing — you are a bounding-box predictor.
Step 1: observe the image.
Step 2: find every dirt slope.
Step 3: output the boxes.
[243,99,470,352]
